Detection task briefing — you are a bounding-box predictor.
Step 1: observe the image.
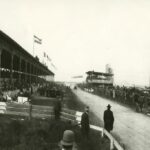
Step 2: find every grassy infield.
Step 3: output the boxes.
[0,89,110,150]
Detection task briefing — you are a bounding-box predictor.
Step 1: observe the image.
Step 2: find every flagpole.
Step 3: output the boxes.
[149,75,150,88]
[33,35,42,58]
[33,36,34,57]
[42,52,44,64]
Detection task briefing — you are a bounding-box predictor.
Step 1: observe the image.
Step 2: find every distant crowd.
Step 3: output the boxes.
[79,84,150,113]
[0,82,34,102]
[37,83,64,99]
[0,79,33,91]
[0,80,67,103]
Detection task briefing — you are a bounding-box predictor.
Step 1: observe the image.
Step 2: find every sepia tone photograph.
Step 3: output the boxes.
[0,0,150,150]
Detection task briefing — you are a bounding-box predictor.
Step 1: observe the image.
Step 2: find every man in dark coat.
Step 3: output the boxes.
[81,106,90,138]
[103,104,114,132]
[54,98,62,120]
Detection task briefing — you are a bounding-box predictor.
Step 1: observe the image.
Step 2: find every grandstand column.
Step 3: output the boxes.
[37,69,39,83]
[10,53,14,85]
[31,65,33,83]
[33,66,35,83]
[35,67,37,83]
[25,61,27,82]
[18,57,21,83]
[35,68,37,83]
[0,49,2,80]
[29,63,32,85]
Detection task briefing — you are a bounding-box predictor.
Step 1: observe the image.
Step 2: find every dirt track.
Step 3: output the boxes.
[73,88,150,150]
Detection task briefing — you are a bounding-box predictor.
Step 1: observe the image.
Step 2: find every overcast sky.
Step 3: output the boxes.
[0,0,150,86]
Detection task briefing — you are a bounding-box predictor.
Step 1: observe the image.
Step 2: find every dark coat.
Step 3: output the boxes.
[54,100,62,120]
[103,109,114,132]
[81,112,90,131]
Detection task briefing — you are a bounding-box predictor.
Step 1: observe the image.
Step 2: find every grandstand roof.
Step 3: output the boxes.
[0,30,54,75]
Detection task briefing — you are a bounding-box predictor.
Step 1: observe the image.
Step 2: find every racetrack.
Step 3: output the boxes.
[73,88,150,150]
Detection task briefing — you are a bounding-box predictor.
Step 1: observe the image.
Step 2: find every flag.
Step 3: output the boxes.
[48,57,51,61]
[34,35,42,44]
[51,63,57,70]
[47,55,51,61]
[43,52,46,57]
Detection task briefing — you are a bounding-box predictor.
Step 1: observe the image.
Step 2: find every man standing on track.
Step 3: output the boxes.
[103,104,114,133]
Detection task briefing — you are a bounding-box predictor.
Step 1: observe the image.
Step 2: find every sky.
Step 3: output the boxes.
[0,0,150,86]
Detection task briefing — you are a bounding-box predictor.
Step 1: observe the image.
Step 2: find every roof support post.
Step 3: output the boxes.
[25,61,27,82]
[0,49,2,83]
[10,53,14,85]
[18,57,21,83]
[35,68,37,84]
[29,64,32,85]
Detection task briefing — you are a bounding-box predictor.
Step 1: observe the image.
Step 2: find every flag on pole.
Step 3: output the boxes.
[51,63,57,70]
[43,52,46,57]
[34,35,42,44]
[47,55,51,61]
[48,56,51,61]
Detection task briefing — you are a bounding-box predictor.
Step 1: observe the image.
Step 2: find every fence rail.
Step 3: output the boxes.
[0,101,124,150]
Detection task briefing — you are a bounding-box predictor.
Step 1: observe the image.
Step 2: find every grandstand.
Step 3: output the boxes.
[0,30,54,90]
[86,71,114,87]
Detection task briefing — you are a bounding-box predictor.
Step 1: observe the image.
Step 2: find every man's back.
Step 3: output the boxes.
[104,109,114,122]
[103,105,114,132]
[81,112,89,127]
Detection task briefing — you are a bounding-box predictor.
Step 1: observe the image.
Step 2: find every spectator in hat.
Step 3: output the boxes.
[103,104,114,132]
[59,130,78,150]
[81,106,90,138]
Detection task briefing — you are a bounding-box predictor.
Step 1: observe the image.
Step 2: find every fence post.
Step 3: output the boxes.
[101,128,104,137]
[29,103,32,120]
[110,138,114,150]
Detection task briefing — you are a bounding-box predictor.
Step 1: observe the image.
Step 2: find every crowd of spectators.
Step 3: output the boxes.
[0,79,39,102]
[37,82,65,99]
[0,79,67,104]
[79,84,150,113]
[0,79,34,92]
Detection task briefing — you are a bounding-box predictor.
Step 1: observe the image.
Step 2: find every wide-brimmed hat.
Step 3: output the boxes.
[61,130,75,146]
[107,104,111,108]
[85,106,89,112]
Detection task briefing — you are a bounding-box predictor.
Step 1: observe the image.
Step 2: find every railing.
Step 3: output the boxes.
[87,79,113,84]
[0,102,124,150]
[63,110,124,150]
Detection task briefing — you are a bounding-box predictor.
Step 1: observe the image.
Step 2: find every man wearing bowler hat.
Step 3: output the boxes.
[59,130,78,150]
[103,104,114,132]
